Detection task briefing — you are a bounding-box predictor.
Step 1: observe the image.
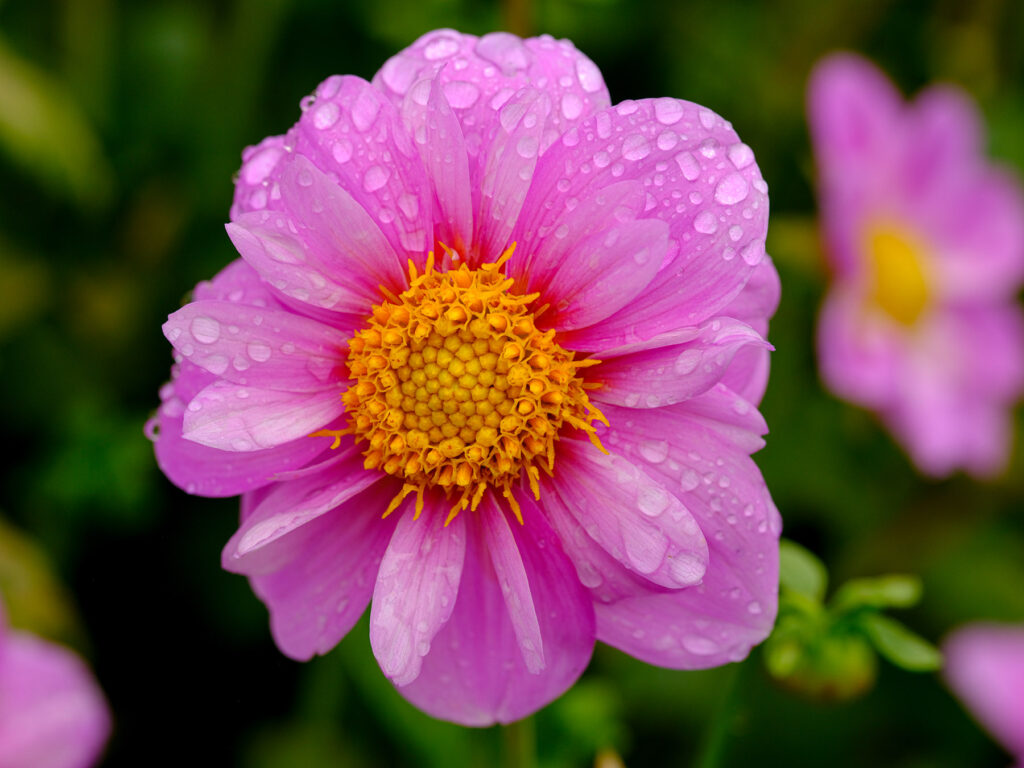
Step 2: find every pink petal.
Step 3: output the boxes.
[231,134,287,220]
[401,72,474,254]
[397,496,594,725]
[370,498,467,687]
[536,477,675,605]
[182,380,344,452]
[287,75,435,258]
[592,316,769,408]
[372,29,611,173]
[512,179,645,294]
[226,216,376,316]
[0,631,110,768]
[717,257,781,404]
[163,300,348,391]
[807,53,901,181]
[542,218,669,331]
[547,439,709,589]
[472,88,550,260]
[945,624,1024,757]
[244,480,401,660]
[592,395,780,668]
[524,98,768,349]
[150,360,330,496]
[276,153,408,295]
[222,446,384,574]
[479,494,544,673]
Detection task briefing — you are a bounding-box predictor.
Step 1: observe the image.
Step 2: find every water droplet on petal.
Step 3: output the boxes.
[363,165,391,192]
[741,240,765,265]
[654,98,684,125]
[443,80,480,108]
[639,440,669,464]
[247,340,272,362]
[728,142,754,169]
[693,211,718,234]
[351,90,381,131]
[682,634,720,655]
[698,109,716,129]
[191,316,221,344]
[674,349,701,375]
[714,173,749,205]
[312,101,340,130]
[561,93,583,120]
[575,56,604,93]
[332,139,353,164]
[675,151,701,181]
[622,133,651,161]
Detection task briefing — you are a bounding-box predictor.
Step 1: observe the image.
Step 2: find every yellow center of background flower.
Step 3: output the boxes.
[866,225,930,325]
[319,249,606,524]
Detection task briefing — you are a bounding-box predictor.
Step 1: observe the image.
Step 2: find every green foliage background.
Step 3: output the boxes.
[0,0,1021,766]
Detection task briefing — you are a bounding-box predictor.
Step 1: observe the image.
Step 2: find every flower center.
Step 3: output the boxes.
[318,248,606,524]
[866,224,930,325]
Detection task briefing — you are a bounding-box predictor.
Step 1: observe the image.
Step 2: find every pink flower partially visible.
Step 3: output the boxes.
[808,53,1024,477]
[945,624,1024,767]
[150,29,780,724]
[0,599,111,768]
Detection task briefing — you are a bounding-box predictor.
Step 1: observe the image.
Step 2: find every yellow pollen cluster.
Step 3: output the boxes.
[315,248,607,524]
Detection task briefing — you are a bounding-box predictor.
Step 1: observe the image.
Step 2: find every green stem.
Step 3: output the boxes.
[502,716,536,768]
[693,660,749,768]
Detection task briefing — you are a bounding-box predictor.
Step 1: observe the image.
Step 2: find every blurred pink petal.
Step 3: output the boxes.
[0,604,110,768]
[945,624,1024,762]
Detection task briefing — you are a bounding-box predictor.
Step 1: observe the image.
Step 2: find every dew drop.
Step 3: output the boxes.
[674,349,701,375]
[204,354,228,375]
[190,316,221,344]
[247,340,272,362]
[714,173,750,205]
[443,80,480,108]
[332,139,353,164]
[312,101,340,130]
[351,90,381,131]
[693,211,718,234]
[363,165,391,192]
[622,133,651,161]
[674,151,701,181]
[516,135,538,159]
[561,92,583,120]
[637,484,671,517]
[728,142,755,169]
[638,440,669,464]
[575,56,604,93]
[654,98,684,125]
[741,240,765,265]
[698,109,716,129]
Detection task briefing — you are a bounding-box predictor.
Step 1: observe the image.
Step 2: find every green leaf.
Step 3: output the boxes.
[859,613,942,672]
[832,575,922,613]
[779,538,828,602]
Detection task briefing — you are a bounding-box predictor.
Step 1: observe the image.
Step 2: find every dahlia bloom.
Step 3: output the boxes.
[808,53,1024,477]
[0,599,111,768]
[945,624,1024,767]
[150,29,780,724]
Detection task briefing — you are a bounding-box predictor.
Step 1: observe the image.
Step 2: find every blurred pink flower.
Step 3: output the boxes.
[0,600,110,768]
[149,29,780,724]
[945,624,1024,767]
[808,53,1024,477]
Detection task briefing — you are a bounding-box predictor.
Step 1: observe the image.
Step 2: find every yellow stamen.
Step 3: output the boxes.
[337,250,603,522]
[865,224,930,325]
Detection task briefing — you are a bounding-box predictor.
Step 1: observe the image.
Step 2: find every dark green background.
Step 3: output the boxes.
[0,1,1022,765]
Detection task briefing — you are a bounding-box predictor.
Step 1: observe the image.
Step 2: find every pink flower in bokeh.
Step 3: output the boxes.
[808,53,1024,477]
[149,29,780,724]
[945,624,1024,767]
[0,599,110,768]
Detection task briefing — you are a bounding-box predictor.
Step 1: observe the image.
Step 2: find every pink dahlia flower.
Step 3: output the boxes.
[808,53,1024,477]
[945,624,1024,767]
[0,599,111,768]
[149,29,780,724]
